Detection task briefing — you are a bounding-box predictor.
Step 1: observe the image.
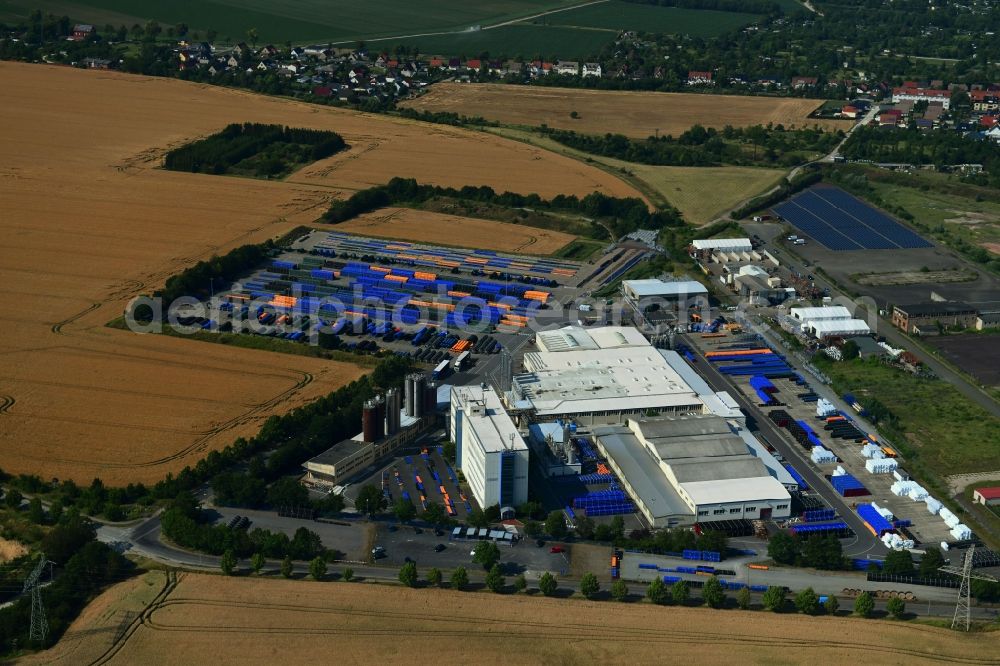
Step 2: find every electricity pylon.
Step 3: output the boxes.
[939,545,997,632]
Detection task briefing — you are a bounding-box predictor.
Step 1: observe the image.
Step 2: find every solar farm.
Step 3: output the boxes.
[773,186,933,251]
[208,230,584,351]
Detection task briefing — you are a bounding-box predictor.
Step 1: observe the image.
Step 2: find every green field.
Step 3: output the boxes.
[381,23,616,59]
[0,0,582,44]
[537,2,762,38]
[816,356,1000,478]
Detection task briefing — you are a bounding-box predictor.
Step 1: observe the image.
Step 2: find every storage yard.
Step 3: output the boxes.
[402,83,849,138]
[0,62,642,483]
[687,332,960,550]
[35,573,995,665]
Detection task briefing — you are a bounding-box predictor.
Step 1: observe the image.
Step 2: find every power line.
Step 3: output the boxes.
[939,545,997,632]
[22,554,50,643]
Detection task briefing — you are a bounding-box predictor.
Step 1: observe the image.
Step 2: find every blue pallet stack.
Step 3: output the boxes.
[802,508,836,522]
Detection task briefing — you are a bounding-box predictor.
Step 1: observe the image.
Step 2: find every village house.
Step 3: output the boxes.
[891,86,950,110]
[582,62,602,78]
[554,60,579,75]
[791,76,818,90]
[687,70,712,85]
[70,24,94,41]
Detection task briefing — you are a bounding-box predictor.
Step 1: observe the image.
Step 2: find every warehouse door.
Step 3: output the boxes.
[760,508,772,519]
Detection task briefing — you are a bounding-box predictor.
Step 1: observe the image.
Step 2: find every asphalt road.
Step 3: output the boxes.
[680,332,885,559]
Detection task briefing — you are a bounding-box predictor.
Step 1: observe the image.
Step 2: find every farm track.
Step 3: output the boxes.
[52,303,102,334]
[89,571,178,666]
[136,592,998,664]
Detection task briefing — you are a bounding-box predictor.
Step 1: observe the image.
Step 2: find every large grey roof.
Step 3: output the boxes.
[650,436,748,461]
[305,437,368,467]
[592,426,693,521]
[632,415,731,439]
[669,457,769,483]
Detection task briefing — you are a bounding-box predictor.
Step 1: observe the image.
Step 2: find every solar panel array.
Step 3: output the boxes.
[773,187,932,251]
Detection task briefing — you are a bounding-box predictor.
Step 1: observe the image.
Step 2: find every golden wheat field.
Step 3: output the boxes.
[0,62,639,484]
[402,83,850,138]
[334,207,577,254]
[28,573,998,666]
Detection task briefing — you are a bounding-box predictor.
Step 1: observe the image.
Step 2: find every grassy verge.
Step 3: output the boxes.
[105,316,380,367]
[552,238,606,261]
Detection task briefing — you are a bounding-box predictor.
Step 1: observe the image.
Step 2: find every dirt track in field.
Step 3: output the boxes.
[335,207,577,254]
[35,573,998,666]
[0,63,640,484]
[401,83,850,138]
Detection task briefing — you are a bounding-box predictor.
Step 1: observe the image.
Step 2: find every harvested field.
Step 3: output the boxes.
[334,208,576,254]
[37,573,997,665]
[1,63,636,484]
[19,571,169,666]
[853,269,978,286]
[402,83,850,138]
[0,537,28,563]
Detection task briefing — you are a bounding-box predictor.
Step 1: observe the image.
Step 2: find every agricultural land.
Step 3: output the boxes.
[333,208,577,255]
[29,573,998,665]
[0,61,635,484]
[401,83,850,139]
[488,127,786,224]
[0,0,583,45]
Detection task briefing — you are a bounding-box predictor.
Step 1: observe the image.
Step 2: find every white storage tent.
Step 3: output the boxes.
[805,319,871,339]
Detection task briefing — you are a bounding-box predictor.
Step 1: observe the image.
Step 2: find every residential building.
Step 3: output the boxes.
[582,62,602,78]
[891,86,951,110]
[687,70,713,85]
[71,24,94,41]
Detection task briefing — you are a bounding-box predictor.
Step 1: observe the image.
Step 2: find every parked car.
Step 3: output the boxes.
[549,546,565,554]
[435,544,446,552]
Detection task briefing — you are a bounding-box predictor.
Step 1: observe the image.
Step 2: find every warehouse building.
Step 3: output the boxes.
[973,487,1000,506]
[450,385,529,509]
[690,238,753,253]
[803,318,871,339]
[592,415,791,527]
[513,339,706,425]
[790,305,852,322]
[533,325,649,353]
[891,301,978,334]
[621,278,708,306]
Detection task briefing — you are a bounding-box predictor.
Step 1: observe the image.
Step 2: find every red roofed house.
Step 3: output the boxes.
[791,76,818,89]
[971,90,1000,113]
[465,59,482,71]
[71,23,94,41]
[879,109,903,126]
[973,487,1000,506]
[841,105,859,119]
[892,86,951,110]
[687,70,713,85]
[980,115,999,128]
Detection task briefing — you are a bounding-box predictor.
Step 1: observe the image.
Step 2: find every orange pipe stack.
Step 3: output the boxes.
[704,348,772,358]
[385,275,408,283]
[369,265,391,273]
[488,301,511,310]
[523,291,550,302]
[448,290,471,298]
[466,257,488,265]
[414,271,437,281]
[271,295,297,308]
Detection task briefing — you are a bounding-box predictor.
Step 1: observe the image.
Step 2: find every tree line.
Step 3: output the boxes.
[318,176,685,238]
[155,240,271,304]
[163,123,346,177]
[622,0,789,16]
[841,126,1000,183]
[542,124,842,168]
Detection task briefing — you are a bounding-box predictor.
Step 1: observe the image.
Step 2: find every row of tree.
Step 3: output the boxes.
[318,177,685,238]
[542,124,842,168]
[622,0,789,15]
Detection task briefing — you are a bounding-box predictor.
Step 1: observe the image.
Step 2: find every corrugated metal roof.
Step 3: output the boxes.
[790,306,852,321]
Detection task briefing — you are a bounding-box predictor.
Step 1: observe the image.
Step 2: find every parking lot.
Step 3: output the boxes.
[372,524,573,576]
[353,444,477,520]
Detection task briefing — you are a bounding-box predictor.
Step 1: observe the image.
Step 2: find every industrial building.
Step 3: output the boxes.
[450,385,529,510]
[891,301,979,334]
[803,318,871,339]
[513,340,705,425]
[621,278,708,304]
[592,415,792,528]
[790,305,853,322]
[690,238,753,253]
[302,375,436,487]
